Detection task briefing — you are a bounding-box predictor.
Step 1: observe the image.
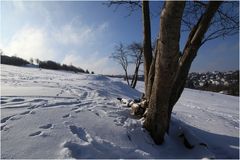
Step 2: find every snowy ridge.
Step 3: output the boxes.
[1,64,239,159]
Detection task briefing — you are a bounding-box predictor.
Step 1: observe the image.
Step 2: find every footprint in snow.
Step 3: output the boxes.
[9,116,21,121]
[95,112,100,117]
[1,97,7,101]
[62,114,71,118]
[1,124,8,131]
[29,131,42,137]
[39,124,53,129]
[61,136,131,159]
[93,110,106,118]
[29,110,36,114]
[69,125,89,142]
[11,98,25,102]
[71,107,79,111]
[31,99,45,102]
[1,115,14,123]
[19,111,30,115]
[1,101,7,104]
[80,92,88,99]
[28,124,53,137]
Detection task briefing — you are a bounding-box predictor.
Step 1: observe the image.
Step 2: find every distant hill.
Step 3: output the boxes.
[1,55,90,74]
[1,55,30,66]
[186,71,239,96]
[39,60,85,73]
[107,71,239,96]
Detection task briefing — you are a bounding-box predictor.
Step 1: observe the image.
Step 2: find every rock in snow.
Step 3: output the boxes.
[1,64,239,159]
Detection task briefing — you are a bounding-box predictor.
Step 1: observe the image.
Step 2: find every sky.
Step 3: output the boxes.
[1,1,239,75]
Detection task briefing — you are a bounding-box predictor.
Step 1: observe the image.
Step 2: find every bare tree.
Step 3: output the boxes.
[128,42,143,88]
[111,42,144,88]
[29,58,34,64]
[111,43,130,85]
[143,1,229,144]
[35,58,40,65]
[182,1,239,44]
[107,1,238,144]
[104,1,141,17]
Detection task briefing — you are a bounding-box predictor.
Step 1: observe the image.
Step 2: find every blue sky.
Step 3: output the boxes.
[1,1,239,74]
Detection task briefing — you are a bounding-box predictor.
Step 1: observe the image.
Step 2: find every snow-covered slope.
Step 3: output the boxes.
[136,81,239,159]
[1,64,239,159]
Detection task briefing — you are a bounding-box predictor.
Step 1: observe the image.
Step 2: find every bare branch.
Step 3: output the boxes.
[103,1,141,16]
[182,1,239,44]
[127,42,143,65]
[110,42,130,84]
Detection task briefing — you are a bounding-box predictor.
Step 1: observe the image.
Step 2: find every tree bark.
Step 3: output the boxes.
[144,1,222,145]
[142,0,153,96]
[131,62,138,88]
[131,64,140,88]
[143,1,185,144]
[124,68,130,85]
[146,44,157,101]
[167,1,222,132]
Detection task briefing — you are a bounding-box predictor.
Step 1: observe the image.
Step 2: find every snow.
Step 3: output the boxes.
[1,64,239,159]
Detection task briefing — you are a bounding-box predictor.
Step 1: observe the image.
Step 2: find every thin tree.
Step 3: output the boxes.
[127,42,143,88]
[29,58,34,64]
[35,58,40,65]
[111,43,130,85]
[142,1,153,97]
[86,69,90,74]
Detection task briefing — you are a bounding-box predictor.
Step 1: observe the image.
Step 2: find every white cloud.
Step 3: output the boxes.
[2,26,57,61]
[1,4,117,74]
[53,24,93,46]
[2,18,109,60]
[52,20,108,48]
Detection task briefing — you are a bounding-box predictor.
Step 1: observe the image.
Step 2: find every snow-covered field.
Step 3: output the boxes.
[1,64,239,159]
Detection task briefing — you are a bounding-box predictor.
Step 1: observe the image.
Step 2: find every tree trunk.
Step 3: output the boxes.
[130,63,138,88]
[143,1,185,144]
[132,64,140,88]
[130,67,136,88]
[124,69,130,85]
[130,73,135,87]
[144,1,222,145]
[142,0,153,96]
[167,1,222,132]
[146,38,158,100]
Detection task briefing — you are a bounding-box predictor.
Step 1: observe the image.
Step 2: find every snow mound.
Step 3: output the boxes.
[1,64,239,159]
[85,74,110,81]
